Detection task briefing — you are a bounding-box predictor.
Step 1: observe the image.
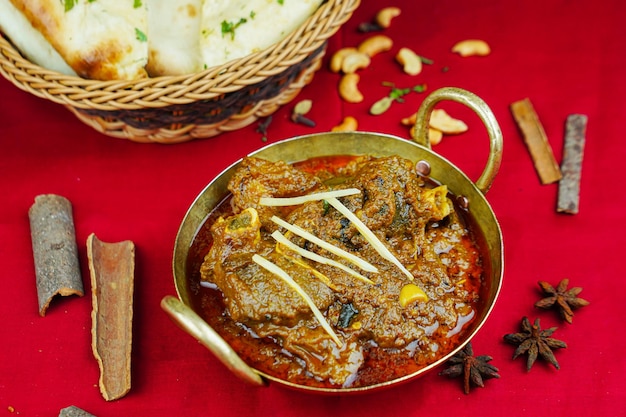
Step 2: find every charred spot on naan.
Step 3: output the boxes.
[70,38,147,80]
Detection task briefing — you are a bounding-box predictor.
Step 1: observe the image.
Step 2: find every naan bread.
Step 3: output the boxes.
[200,0,324,68]
[7,0,148,80]
[1,0,323,79]
[0,0,76,75]
[147,0,324,76]
[146,0,204,77]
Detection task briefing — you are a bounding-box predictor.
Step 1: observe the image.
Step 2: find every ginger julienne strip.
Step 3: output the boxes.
[271,230,374,284]
[270,215,378,273]
[87,233,135,401]
[557,114,588,214]
[259,188,361,206]
[252,254,342,348]
[325,197,414,280]
[511,98,562,184]
[28,194,84,316]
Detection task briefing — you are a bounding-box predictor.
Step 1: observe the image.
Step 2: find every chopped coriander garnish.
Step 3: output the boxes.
[419,56,434,65]
[389,87,411,102]
[135,28,147,42]
[277,0,284,4]
[64,0,76,12]
[221,17,248,40]
[370,83,428,115]
[134,0,142,8]
[383,82,427,101]
[63,0,112,12]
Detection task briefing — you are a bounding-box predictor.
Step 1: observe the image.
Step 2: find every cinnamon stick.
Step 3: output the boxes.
[557,114,588,214]
[59,406,96,417]
[511,98,562,184]
[87,233,135,401]
[29,194,84,316]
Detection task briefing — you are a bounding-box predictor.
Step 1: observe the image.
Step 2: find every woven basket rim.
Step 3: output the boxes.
[0,0,359,111]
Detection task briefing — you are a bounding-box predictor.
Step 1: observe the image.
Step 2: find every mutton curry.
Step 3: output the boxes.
[187,154,485,388]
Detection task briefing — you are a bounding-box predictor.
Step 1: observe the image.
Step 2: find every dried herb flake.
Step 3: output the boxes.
[221,18,248,40]
[135,28,147,42]
[370,83,428,115]
[64,0,76,12]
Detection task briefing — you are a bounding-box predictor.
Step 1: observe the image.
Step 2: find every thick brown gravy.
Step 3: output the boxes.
[185,155,490,389]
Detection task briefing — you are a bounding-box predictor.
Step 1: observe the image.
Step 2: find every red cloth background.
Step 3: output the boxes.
[1,1,624,415]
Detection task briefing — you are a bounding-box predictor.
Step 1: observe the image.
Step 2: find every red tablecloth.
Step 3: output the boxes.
[2,1,624,416]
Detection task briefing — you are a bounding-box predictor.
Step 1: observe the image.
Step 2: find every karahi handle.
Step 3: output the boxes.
[160,295,266,387]
[413,87,503,194]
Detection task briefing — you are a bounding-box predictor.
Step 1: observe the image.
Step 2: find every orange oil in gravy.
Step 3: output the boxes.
[185,155,492,389]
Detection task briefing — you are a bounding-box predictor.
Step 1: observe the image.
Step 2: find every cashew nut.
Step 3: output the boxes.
[358,34,393,57]
[341,51,371,74]
[375,7,401,28]
[338,73,364,103]
[329,47,358,73]
[409,124,444,146]
[427,128,444,145]
[451,39,491,57]
[396,47,423,76]
[404,111,444,145]
[429,109,468,134]
[331,116,358,132]
[401,111,417,126]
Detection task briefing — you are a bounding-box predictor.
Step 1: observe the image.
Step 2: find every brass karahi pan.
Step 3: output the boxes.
[161,87,504,393]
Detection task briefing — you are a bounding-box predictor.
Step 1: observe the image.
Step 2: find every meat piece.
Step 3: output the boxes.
[228,157,324,230]
[200,155,485,386]
[345,156,417,231]
[201,208,334,327]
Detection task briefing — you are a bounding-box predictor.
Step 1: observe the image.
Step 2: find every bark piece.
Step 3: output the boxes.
[511,98,562,184]
[59,406,96,417]
[29,194,84,316]
[87,233,135,401]
[557,114,588,214]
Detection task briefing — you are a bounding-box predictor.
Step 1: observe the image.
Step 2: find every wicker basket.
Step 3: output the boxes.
[0,0,359,144]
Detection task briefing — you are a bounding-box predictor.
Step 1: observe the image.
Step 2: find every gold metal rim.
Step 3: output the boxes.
[167,88,504,393]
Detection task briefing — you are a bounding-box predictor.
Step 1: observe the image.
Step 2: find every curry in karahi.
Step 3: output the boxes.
[187,154,486,388]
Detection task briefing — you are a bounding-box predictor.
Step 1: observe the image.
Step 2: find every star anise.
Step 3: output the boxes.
[535,278,589,324]
[503,317,567,371]
[439,342,500,394]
